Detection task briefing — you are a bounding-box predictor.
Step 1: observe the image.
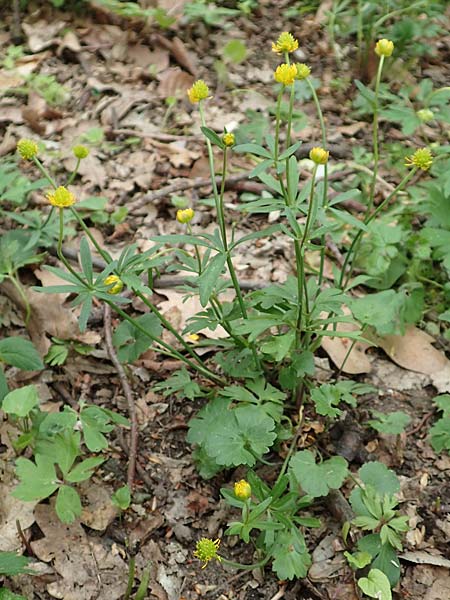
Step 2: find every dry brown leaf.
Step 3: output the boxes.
[150,140,200,168]
[157,67,194,99]
[321,320,372,374]
[0,483,37,552]
[80,484,118,531]
[64,153,107,188]
[100,88,149,127]
[22,20,67,52]
[32,503,128,600]
[372,326,450,392]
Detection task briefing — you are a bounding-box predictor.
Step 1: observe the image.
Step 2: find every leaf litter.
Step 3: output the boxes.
[0,2,449,599]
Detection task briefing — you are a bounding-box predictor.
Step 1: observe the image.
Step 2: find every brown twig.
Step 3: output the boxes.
[16,520,34,557]
[126,173,249,213]
[104,304,138,490]
[406,410,434,437]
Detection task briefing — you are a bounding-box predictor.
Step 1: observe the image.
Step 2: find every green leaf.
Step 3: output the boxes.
[233,143,273,159]
[153,368,202,400]
[13,455,59,501]
[79,237,93,284]
[367,411,411,435]
[270,529,311,580]
[55,485,82,523]
[2,385,39,417]
[80,406,114,452]
[359,462,400,495]
[200,126,225,149]
[0,588,28,600]
[429,417,450,452]
[358,568,392,600]
[204,405,277,467]
[198,252,227,307]
[0,366,8,404]
[113,313,162,363]
[344,550,372,570]
[289,450,348,497]
[434,394,450,417]
[0,552,31,576]
[278,141,302,161]
[111,485,131,510]
[66,457,105,483]
[222,39,247,63]
[36,431,80,477]
[0,337,43,371]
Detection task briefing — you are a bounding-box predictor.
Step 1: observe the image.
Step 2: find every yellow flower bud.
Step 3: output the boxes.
[274,63,297,86]
[234,479,251,501]
[104,274,124,294]
[17,139,39,160]
[222,132,235,147]
[405,147,433,171]
[188,333,200,342]
[176,208,195,224]
[294,63,311,80]
[187,80,210,104]
[46,186,76,208]
[72,145,90,159]
[309,147,329,165]
[193,538,221,569]
[416,109,434,123]
[272,32,299,54]
[375,39,394,58]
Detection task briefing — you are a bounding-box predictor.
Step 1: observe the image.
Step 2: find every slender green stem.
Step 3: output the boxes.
[286,82,296,151]
[199,103,248,321]
[57,208,87,286]
[124,556,135,600]
[40,205,55,231]
[133,289,213,371]
[66,158,81,186]
[8,275,31,325]
[340,168,417,288]
[32,157,58,189]
[70,207,112,265]
[187,223,203,275]
[295,166,317,340]
[273,88,284,164]
[368,55,385,213]
[220,554,271,571]
[108,301,224,384]
[307,79,329,290]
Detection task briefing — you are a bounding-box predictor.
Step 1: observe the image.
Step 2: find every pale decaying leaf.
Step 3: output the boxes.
[31,503,128,600]
[0,483,37,552]
[80,484,118,531]
[157,67,194,99]
[321,319,372,375]
[22,20,67,53]
[372,326,450,393]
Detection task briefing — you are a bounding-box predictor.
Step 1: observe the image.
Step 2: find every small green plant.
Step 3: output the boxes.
[7,29,434,592]
[346,462,408,587]
[3,383,128,523]
[429,394,450,453]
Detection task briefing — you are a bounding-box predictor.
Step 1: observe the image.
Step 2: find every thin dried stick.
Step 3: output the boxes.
[104,304,138,490]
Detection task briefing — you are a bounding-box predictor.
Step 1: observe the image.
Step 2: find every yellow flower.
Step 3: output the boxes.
[274,63,297,86]
[46,186,76,208]
[176,208,195,224]
[194,538,221,569]
[272,32,299,54]
[294,63,311,80]
[222,132,235,147]
[17,139,39,160]
[187,80,210,104]
[309,147,329,165]
[104,274,124,294]
[234,479,251,501]
[416,108,434,123]
[375,39,394,57]
[405,147,433,171]
[188,333,200,342]
[72,145,90,159]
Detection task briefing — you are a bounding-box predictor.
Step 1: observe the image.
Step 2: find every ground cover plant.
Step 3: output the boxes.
[1,2,450,599]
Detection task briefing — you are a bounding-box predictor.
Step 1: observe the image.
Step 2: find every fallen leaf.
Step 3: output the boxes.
[22,20,67,52]
[157,68,194,99]
[321,318,372,374]
[0,483,37,551]
[80,484,118,531]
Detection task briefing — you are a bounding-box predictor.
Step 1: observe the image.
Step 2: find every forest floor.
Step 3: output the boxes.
[1,1,450,599]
